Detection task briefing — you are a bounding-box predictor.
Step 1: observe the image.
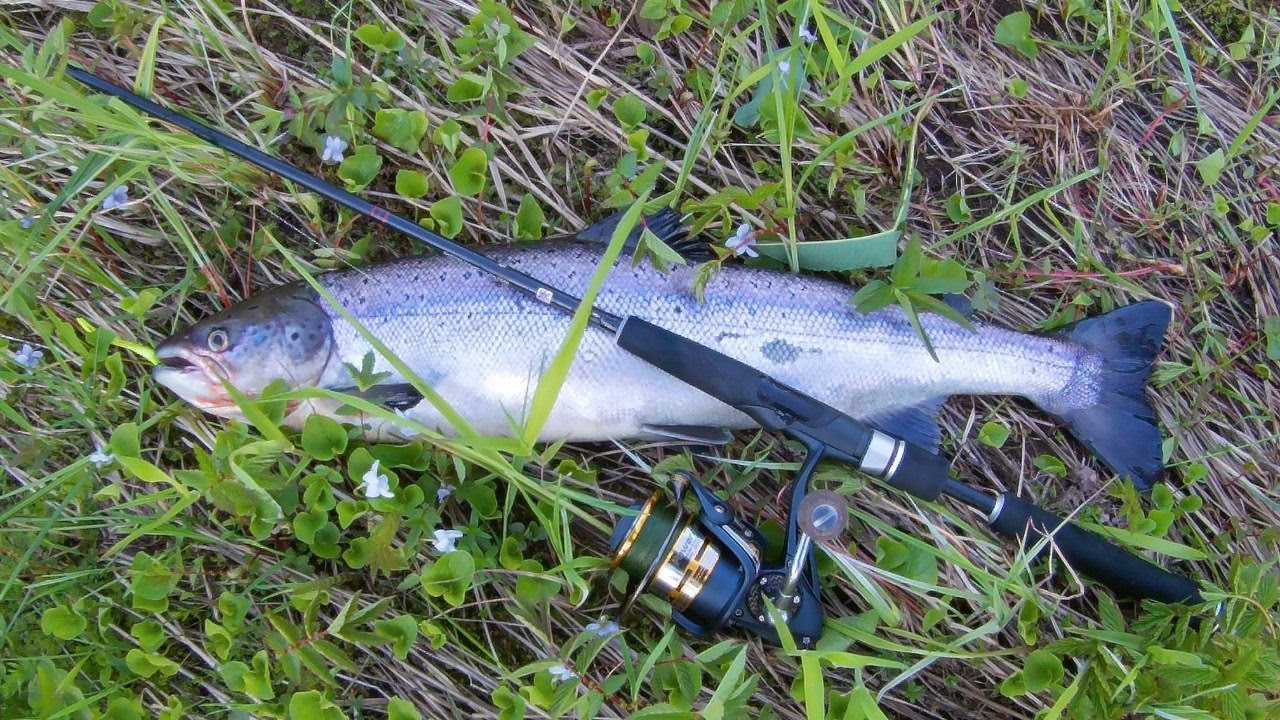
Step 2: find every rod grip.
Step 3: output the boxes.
[988,493,1202,605]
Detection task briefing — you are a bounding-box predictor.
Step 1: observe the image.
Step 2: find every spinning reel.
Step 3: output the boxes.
[607,456,847,647]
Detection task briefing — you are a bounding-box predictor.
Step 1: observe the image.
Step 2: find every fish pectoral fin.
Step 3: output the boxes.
[641,423,734,445]
[867,398,947,453]
[333,383,425,412]
[571,209,713,263]
[941,293,974,319]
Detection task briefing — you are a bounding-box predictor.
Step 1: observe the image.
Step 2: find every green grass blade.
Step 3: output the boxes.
[520,192,648,446]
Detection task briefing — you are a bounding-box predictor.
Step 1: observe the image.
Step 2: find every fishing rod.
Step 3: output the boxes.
[66,65,1203,646]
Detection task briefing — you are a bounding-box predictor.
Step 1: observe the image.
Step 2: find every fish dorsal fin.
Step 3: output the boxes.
[641,423,733,445]
[867,397,948,453]
[573,209,713,263]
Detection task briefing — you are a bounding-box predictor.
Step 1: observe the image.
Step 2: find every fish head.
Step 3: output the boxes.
[153,283,335,417]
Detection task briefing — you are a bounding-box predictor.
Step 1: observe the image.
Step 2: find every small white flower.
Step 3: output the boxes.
[437,484,455,503]
[799,25,818,43]
[100,185,129,211]
[321,135,348,164]
[584,620,621,638]
[547,664,578,683]
[778,60,791,74]
[725,223,759,258]
[12,343,43,370]
[88,449,115,466]
[431,528,464,553]
[361,459,395,500]
[20,215,37,229]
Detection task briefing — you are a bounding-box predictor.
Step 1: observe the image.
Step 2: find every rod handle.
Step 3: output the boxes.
[988,493,1202,605]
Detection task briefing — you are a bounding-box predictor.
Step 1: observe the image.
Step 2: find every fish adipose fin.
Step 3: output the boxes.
[574,209,713,263]
[868,398,947,454]
[1044,301,1172,491]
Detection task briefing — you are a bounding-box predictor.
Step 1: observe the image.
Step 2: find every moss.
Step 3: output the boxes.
[1181,0,1253,44]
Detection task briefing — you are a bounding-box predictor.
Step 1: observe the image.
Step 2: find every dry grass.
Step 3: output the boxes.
[2,0,1279,718]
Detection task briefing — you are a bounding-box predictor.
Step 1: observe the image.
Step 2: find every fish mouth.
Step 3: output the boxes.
[158,354,199,372]
[153,342,236,413]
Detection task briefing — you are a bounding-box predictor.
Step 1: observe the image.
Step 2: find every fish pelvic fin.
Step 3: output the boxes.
[1043,300,1173,491]
[573,209,713,263]
[867,398,947,454]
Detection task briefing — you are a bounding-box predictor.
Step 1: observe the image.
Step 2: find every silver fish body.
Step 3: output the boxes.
[319,242,1088,441]
[155,222,1170,488]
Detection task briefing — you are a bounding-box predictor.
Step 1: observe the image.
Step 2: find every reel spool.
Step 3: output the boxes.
[608,470,847,647]
[609,474,763,637]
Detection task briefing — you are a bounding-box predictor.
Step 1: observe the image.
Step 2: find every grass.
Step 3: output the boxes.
[2,0,1280,719]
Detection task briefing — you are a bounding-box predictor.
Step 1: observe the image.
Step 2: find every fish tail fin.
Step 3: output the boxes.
[1040,301,1173,491]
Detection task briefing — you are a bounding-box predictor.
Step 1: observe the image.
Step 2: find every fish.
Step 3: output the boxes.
[154,210,1172,489]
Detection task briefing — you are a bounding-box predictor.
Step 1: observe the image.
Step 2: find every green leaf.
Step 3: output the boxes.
[1146,645,1205,667]
[514,194,545,241]
[613,93,647,129]
[844,686,892,720]
[40,605,87,640]
[301,414,347,460]
[354,23,403,53]
[1265,316,1280,360]
[449,147,488,196]
[1078,522,1208,560]
[994,12,1038,58]
[110,421,141,458]
[1033,454,1067,477]
[978,421,1011,448]
[373,109,429,153]
[131,619,166,651]
[375,615,419,659]
[120,288,159,318]
[293,509,327,544]
[130,551,178,613]
[429,196,464,237]
[337,145,383,191]
[204,620,233,661]
[289,690,347,720]
[125,649,179,678]
[87,1,114,27]
[1022,649,1064,694]
[419,550,476,606]
[492,685,526,720]
[433,119,462,153]
[388,698,422,720]
[755,229,899,271]
[945,193,972,223]
[395,170,430,199]
[703,646,749,720]
[1196,148,1226,185]
[447,74,488,103]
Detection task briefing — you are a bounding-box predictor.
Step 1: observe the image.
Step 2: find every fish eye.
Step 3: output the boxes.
[207,328,230,352]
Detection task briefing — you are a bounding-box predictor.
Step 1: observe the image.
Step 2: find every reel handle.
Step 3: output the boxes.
[988,493,1203,605]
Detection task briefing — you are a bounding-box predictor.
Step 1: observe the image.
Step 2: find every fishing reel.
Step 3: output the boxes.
[607,465,846,647]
